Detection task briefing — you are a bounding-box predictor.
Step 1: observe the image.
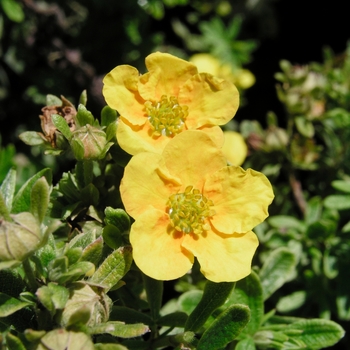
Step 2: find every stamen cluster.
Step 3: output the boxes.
[145,95,188,137]
[167,185,215,235]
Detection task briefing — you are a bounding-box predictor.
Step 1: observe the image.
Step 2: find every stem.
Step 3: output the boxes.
[289,171,306,216]
[22,258,38,291]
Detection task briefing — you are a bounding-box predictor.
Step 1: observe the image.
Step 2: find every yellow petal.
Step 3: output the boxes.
[120,152,181,219]
[182,230,258,282]
[179,73,239,128]
[222,131,248,166]
[130,208,194,280]
[198,125,225,148]
[117,118,173,155]
[103,65,146,126]
[162,131,227,190]
[204,166,274,234]
[139,52,198,101]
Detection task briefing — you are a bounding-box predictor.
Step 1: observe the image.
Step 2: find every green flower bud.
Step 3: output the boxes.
[71,125,112,160]
[0,212,43,262]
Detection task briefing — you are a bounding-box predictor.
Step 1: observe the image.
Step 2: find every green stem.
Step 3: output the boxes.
[22,258,38,291]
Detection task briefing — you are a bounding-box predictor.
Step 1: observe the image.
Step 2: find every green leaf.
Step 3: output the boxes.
[1,0,24,22]
[305,196,322,225]
[185,281,235,332]
[80,183,99,206]
[324,194,350,210]
[94,344,128,350]
[46,94,62,106]
[157,311,188,327]
[76,104,95,127]
[285,319,345,349]
[230,271,264,335]
[331,180,350,193]
[52,114,73,140]
[12,168,52,214]
[0,292,30,317]
[79,90,87,106]
[142,274,163,320]
[259,247,297,300]
[102,225,123,250]
[88,321,150,338]
[89,246,132,291]
[178,290,203,315]
[104,207,130,233]
[80,236,103,265]
[295,116,315,138]
[267,215,306,232]
[101,105,117,127]
[5,332,26,350]
[36,283,69,316]
[0,191,11,221]
[276,291,306,313]
[0,167,16,212]
[197,304,250,350]
[235,337,256,350]
[30,176,50,224]
[36,329,95,350]
[110,305,154,326]
[75,160,93,189]
[18,131,45,146]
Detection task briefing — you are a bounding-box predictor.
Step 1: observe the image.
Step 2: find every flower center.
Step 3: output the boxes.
[144,95,188,137]
[167,185,215,235]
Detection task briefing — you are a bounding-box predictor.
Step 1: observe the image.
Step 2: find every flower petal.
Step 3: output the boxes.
[204,166,274,234]
[182,230,258,282]
[103,65,146,125]
[120,152,181,219]
[198,125,225,148]
[179,73,239,129]
[222,131,248,166]
[162,130,227,190]
[130,208,194,280]
[117,118,173,155]
[139,52,198,101]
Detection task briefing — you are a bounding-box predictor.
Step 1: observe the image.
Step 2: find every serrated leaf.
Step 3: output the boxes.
[185,281,235,332]
[12,168,52,214]
[30,176,50,224]
[88,321,150,338]
[230,271,264,335]
[37,329,95,350]
[259,247,297,300]
[52,114,73,140]
[0,168,16,212]
[197,304,250,350]
[324,194,350,210]
[0,292,30,317]
[89,246,132,291]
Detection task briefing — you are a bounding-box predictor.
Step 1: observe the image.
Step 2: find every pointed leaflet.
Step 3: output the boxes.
[12,168,52,214]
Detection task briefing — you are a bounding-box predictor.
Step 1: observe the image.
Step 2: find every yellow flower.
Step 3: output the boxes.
[120,130,274,282]
[103,52,239,155]
[190,53,256,90]
[222,131,248,166]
